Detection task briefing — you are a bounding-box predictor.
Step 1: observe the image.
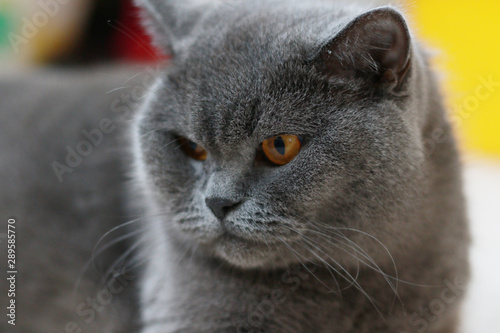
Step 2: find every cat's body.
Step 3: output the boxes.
[0,68,142,333]
[0,0,469,332]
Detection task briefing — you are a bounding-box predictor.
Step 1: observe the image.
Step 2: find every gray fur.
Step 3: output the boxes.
[132,0,469,332]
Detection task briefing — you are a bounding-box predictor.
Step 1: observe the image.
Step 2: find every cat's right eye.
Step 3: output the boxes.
[178,137,207,161]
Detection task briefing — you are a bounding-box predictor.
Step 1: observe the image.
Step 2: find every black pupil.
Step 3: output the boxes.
[188,141,198,151]
[274,136,286,155]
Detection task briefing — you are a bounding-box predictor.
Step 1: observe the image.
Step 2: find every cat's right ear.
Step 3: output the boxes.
[134,0,215,56]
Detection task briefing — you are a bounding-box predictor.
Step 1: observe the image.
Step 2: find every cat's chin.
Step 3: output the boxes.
[211,232,286,269]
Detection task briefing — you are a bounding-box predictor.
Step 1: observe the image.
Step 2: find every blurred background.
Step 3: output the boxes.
[0,0,161,65]
[0,0,498,331]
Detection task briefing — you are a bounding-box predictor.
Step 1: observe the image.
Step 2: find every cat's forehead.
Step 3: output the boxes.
[158,6,363,151]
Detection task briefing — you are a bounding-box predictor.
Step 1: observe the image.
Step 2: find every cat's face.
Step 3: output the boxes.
[134,1,425,269]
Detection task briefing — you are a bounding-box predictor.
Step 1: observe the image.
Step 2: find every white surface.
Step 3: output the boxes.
[460,159,500,332]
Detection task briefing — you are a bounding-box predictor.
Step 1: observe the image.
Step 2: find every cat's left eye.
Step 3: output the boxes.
[179,137,207,161]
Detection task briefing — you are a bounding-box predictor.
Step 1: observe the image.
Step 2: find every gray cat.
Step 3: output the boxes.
[131,0,470,332]
[0,0,470,332]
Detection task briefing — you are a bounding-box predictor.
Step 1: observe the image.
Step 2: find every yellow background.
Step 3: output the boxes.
[408,0,500,156]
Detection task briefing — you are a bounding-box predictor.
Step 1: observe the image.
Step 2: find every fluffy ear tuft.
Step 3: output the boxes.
[134,0,215,56]
[314,7,412,91]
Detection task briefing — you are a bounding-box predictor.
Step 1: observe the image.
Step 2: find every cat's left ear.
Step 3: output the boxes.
[313,7,412,91]
[134,0,216,56]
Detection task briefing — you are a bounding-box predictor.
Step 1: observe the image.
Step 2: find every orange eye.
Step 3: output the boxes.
[262,135,302,166]
[179,137,207,161]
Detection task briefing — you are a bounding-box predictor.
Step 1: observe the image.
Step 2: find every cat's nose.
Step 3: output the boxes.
[205,197,241,220]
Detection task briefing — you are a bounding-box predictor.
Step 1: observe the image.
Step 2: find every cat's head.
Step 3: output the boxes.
[133,0,426,269]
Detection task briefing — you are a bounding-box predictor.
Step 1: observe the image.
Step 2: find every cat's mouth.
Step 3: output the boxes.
[221,229,251,243]
[176,214,303,267]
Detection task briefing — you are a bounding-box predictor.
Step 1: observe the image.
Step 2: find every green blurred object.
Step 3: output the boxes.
[0,0,93,65]
[0,6,14,53]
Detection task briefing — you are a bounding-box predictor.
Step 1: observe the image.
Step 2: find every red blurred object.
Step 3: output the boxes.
[113,0,168,62]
